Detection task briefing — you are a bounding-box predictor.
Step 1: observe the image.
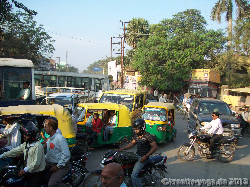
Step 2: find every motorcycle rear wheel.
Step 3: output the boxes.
[178,145,195,161]
[217,145,234,163]
[83,173,102,187]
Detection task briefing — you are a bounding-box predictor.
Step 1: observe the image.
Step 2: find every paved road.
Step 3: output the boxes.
[82,114,250,186]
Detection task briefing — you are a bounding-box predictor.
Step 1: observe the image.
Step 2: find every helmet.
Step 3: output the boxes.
[21,121,39,141]
[132,119,146,135]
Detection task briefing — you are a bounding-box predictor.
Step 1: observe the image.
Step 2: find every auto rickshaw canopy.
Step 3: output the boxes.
[0,104,74,139]
[144,102,175,110]
[77,103,131,127]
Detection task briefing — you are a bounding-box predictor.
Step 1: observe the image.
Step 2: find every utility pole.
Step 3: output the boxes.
[111,37,112,58]
[120,21,130,88]
[56,57,60,72]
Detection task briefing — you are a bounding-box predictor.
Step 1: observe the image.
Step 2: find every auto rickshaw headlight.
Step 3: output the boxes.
[157,125,167,132]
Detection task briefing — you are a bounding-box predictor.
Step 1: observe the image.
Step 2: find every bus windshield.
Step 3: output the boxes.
[99,93,134,111]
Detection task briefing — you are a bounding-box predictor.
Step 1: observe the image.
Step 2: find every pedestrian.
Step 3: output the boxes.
[101,163,127,187]
[159,92,166,103]
[154,89,159,101]
[241,107,249,135]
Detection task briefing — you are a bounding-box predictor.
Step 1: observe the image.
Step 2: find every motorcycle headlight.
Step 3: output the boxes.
[231,124,240,128]
[201,122,210,126]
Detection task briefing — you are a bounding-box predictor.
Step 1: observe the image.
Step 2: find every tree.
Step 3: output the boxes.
[0,0,37,24]
[211,0,250,47]
[125,18,150,49]
[234,18,250,56]
[132,9,226,90]
[1,11,55,65]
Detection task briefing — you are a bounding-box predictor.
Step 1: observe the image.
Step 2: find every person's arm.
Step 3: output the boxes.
[118,139,136,151]
[200,121,212,130]
[57,137,70,168]
[110,115,116,126]
[145,141,158,158]
[140,136,158,163]
[1,143,24,158]
[22,89,30,100]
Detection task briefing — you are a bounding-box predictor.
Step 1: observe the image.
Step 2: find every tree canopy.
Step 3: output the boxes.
[0,11,55,65]
[132,9,226,90]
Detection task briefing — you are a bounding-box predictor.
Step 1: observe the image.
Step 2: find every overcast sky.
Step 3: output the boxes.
[17,0,229,72]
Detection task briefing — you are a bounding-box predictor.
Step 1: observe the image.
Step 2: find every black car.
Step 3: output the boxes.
[188,98,241,137]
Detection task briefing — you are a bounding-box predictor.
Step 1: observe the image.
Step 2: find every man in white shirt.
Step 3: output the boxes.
[200,112,223,155]
[154,89,158,101]
[159,93,166,103]
[44,118,71,187]
[0,117,21,152]
[19,82,31,100]
[104,111,116,142]
[0,117,22,170]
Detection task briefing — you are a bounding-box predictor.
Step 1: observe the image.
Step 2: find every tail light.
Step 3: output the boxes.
[163,157,167,163]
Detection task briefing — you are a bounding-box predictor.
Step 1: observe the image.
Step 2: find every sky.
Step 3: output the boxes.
[16,0,229,72]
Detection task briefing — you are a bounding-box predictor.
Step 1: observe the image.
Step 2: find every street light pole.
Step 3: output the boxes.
[56,57,60,72]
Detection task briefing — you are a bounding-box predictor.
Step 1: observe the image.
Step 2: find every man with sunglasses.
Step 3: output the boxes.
[200,112,223,155]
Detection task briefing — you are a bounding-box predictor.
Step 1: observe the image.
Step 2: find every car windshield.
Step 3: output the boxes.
[142,107,167,121]
[99,93,134,111]
[198,102,231,115]
[47,97,72,106]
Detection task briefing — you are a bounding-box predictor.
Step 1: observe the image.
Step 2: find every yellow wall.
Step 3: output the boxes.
[190,69,220,83]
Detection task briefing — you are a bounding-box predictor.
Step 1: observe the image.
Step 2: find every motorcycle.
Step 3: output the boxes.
[83,150,168,187]
[0,145,88,187]
[178,129,236,163]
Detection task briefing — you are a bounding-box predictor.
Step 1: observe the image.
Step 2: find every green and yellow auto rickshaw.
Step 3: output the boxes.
[142,102,177,143]
[76,103,137,147]
[0,104,76,147]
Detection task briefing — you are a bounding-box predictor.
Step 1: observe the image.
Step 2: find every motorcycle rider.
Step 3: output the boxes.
[117,119,158,187]
[0,121,45,187]
[200,112,223,155]
[44,118,71,187]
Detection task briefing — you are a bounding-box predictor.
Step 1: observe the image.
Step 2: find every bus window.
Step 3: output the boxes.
[3,67,32,100]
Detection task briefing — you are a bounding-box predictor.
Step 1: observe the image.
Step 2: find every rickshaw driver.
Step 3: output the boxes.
[104,110,116,142]
[117,119,158,187]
